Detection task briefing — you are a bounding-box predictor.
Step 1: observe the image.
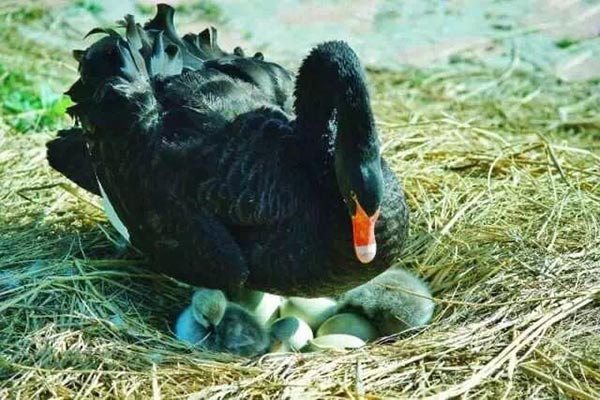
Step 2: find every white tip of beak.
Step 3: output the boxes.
[354,243,377,264]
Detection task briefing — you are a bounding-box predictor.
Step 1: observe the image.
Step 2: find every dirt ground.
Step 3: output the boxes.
[23,0,600,80]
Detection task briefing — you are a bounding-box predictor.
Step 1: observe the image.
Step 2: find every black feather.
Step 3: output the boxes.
[46,128,100,195]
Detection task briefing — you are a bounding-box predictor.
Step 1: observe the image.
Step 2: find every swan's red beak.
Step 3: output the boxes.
[351,201,380,264]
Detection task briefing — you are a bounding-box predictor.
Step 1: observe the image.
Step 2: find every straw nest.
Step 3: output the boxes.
[1,7,599,399]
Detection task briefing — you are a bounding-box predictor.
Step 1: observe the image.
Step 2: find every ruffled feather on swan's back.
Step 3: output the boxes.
[63,4,294,137]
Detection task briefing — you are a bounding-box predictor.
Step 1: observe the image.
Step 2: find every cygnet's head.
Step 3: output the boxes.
[191,288,227,328]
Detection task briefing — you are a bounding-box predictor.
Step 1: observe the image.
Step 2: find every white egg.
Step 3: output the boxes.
[316,313,379,342]
[250,292,282,325]
[231,289,282,325]
[308,334,366,351]
[280,297,337,330]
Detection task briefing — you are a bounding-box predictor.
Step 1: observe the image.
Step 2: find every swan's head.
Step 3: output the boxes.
[336,152,384,264]
[191,288,227,328]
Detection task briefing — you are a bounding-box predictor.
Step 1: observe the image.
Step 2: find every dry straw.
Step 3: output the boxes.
[1,5,599,399]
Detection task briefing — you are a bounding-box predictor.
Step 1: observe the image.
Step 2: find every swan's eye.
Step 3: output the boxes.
[343,191,356,205]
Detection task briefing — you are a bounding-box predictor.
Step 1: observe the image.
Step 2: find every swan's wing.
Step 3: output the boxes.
[158,106,307,226]
[46,5,306,291]
[52,5,296,195]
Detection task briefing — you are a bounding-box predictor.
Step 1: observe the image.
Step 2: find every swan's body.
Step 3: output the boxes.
[47,5,409,296]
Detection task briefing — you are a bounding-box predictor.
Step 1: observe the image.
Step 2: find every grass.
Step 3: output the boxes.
[0,2,74,134]
[0,64,71,133]
[1,3,599,399]
[74,0,104,16]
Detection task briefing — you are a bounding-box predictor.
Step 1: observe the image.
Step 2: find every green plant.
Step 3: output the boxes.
[0,64,71,133]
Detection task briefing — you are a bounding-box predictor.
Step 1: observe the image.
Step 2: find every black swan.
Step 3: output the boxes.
[46,4,409,296]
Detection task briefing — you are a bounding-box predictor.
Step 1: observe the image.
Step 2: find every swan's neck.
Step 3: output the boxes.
[294,41,377,163]
[294,42,383,264]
